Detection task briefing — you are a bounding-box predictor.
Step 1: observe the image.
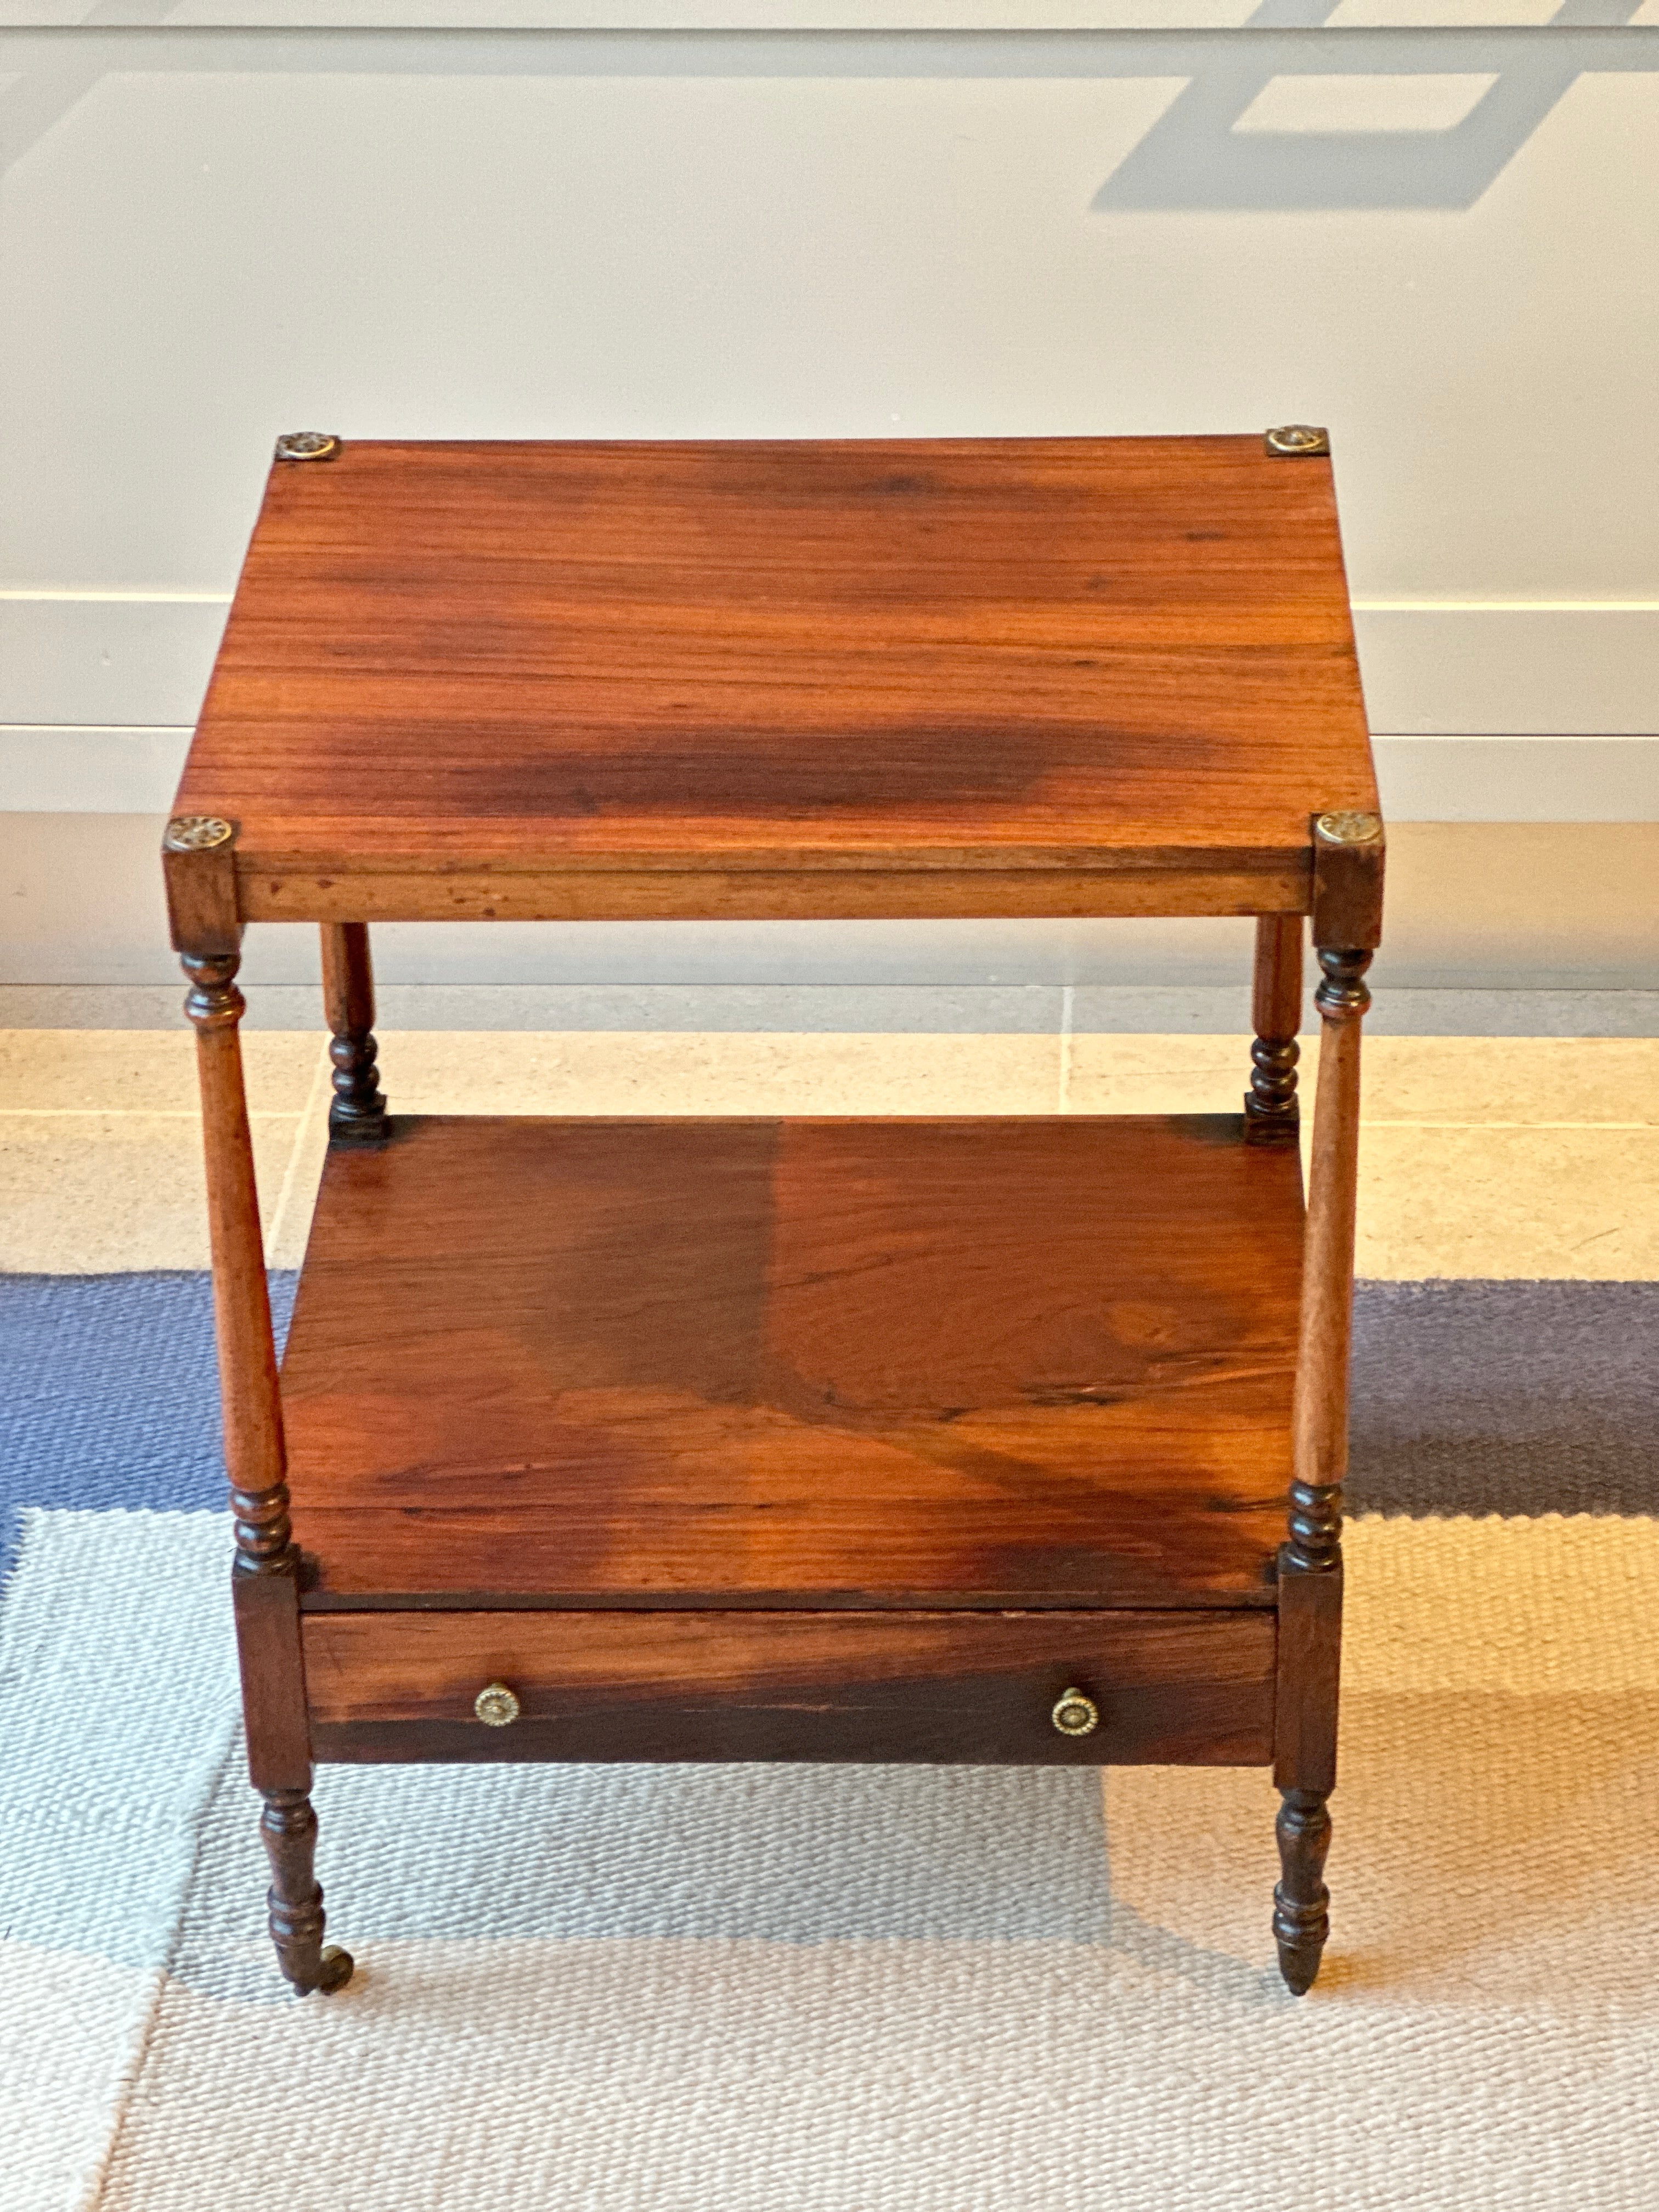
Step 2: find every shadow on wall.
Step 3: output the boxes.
[2,8,1655,207]
[1094,0,1654,212]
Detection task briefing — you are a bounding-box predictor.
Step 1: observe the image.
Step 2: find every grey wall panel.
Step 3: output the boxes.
[0,727,193,808]
[2,19,1655,979]
[1352,610,1659,735]
[0,601,228,725]
[3,28,1657,596]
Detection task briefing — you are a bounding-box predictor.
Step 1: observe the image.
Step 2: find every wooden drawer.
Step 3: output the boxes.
[304,1609,1275,1766]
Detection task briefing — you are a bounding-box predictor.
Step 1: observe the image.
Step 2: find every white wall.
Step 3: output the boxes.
[2,9,1656,983]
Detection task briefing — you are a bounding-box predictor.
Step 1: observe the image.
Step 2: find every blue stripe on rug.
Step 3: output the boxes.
[3,1275,1655,1590]
[1348,1279,1659,1517]
[0,1272,295,1589]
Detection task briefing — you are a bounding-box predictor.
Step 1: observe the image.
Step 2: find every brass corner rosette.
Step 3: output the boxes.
[163,813,242,958]
[164,815,235,854]
[274,432,341,464]
[1265,425,1330,458]
[1310,808,1385,955]
[1312,809,1384,850]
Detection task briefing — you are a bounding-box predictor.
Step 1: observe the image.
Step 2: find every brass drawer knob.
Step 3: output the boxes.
[475,1681,521,1728]
[1051,1686,1099,1738]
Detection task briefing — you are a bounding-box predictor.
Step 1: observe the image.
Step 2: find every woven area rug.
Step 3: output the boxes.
[4,1275,1658,2209]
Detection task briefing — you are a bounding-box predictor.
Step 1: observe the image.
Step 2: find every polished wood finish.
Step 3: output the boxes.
[1273,1562,1341,1803]
[1273,1789,1333,1998]
[279,1114,1303,1610]
[171,432,1383,1999]
[233,1570,312,1795]
[1273,939,1372,1992]
[252,863,1310,928]
[171,437,1376,938]
[163,826,240,957]
[261,1788,353,1996]
[1311,811,1386,950]
[183,951,349,1995]
[182,954,292,1578]
[1253,914,1305,1045]
[320,922,388,1144]
[1289,949,1372,1570]
[304,1609,1277,1765]
[1245,913,1303,1143]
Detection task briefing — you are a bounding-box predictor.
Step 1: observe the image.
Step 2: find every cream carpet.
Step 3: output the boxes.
[3,1024,1655,2208]
[3,1509,1657,2210]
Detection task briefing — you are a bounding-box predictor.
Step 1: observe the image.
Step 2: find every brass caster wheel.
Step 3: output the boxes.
[313,1944,354,1995]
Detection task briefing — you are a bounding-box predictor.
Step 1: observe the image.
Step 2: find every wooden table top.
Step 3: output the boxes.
[171,435,1378,928]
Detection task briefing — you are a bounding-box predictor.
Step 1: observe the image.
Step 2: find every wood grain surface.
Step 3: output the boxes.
[172,437,1376,919]
[1245,912,1304,1142]
[245,864,1311,927]
[281,1113,1303,1610]
[182,953,298,1584]
[320,922,388,1143]
[1274,1562,1342,1797]
[304,1607,1277,1765]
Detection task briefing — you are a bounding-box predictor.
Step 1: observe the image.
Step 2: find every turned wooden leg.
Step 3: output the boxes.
[183,943,353,1996]
[262,1787,353,1995]
[321,922,388,1144]
[1245,913,1302,1143]
[1273,906,1373,1993]
[1274,1788,1333,1996]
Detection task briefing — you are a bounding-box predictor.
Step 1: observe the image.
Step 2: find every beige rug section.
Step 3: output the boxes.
[82,1515,1659,2212]
[1111,1516,1659,2005]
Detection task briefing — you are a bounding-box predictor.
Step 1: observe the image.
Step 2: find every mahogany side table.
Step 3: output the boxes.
[165,431,1383,1999]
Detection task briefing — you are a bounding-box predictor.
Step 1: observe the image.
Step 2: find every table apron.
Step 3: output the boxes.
[302,1606,1277,1767]
[238,865,1312,926]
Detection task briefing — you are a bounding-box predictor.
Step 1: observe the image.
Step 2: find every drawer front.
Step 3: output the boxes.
[304,1610,1274,1766]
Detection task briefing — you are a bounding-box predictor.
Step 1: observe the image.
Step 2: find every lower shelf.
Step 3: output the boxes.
[303,1607,1277,1766]
[283,1113,1304,1610]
